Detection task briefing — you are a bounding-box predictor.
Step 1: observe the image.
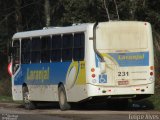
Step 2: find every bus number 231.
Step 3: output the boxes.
[118,72,129,76]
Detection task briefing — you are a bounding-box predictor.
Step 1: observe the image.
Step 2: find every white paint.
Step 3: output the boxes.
[66,66,77,90]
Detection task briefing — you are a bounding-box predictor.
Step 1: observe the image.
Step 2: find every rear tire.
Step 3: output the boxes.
[22,86,36,110]
[58,85,71,111]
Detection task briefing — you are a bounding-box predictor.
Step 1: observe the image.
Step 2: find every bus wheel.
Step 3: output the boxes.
[22,86,36,110]
[58,85,71,111]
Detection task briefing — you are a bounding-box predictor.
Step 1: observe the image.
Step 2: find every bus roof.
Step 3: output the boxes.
[12,21,150,40]
[12,23,92,39]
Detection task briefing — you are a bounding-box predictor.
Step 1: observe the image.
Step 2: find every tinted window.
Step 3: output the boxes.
[73,48,84,61]
[52,35,62,49]
[50,33,85,62]
[63,34,73,48]
[73,33,85,61]
[13,40,20,63]
[31,37,41,63]
[62,49,72,61]
[51,35,62,62]
[41,36,51,63]
[21,39,31,64]
[51,50,61,61]
[12,40,20,74]
[62,34,73,61]
[74,33,85,47]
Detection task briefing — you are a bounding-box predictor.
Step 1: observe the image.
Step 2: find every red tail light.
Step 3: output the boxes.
[150,72,153,76]
[91,68,95,72]
[92,74,95,78]
[8,62,12,76]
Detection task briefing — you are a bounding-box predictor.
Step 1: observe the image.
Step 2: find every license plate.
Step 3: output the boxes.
[118,80,129,85]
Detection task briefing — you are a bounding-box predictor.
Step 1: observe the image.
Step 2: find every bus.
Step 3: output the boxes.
[10,21,155,110]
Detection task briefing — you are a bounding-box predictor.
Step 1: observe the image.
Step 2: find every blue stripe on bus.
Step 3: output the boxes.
[95,52,149,67]
[95,54,100,67]
[109,52,149,67]
[14,62,71,85]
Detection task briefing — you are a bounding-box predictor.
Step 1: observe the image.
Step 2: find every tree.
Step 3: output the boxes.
[44,0,50,27]
[15,0,23,32]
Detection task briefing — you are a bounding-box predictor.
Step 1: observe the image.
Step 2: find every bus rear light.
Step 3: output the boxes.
[150,66,154,70]
[8,62,12,76]
[150,72,154,76]
[92,74,95,78]
[91,68,95,72]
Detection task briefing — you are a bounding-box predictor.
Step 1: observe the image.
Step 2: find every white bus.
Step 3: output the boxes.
[10,21,154,110]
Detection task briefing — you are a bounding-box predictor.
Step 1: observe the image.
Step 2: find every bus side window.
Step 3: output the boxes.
[62,34,73,61]
[21,39,31,64]
[12,40,20,74]
[31,37,41,63]
[41,36,51,63]
[51,35,62,62]
[73,33,85,61]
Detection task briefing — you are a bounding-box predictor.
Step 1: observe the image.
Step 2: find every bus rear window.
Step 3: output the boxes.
[96,22,148,50]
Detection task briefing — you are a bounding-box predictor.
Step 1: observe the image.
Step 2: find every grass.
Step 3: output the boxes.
[147,94,160,110]
[127,94,160,110]
[0,96,13,102]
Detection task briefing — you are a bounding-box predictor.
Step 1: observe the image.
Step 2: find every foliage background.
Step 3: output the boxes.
[0,0,160,108]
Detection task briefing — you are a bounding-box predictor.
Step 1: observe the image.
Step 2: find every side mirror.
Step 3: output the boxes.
[100,62,106,74]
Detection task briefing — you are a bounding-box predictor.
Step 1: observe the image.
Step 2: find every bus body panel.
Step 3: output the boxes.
[87,83,154,97]
[11,21,155,103]
[12,66,23,101]
[85,22,154,100]
[12,61,87,101]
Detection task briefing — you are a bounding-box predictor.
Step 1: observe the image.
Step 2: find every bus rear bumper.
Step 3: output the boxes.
[87,83,154,100]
